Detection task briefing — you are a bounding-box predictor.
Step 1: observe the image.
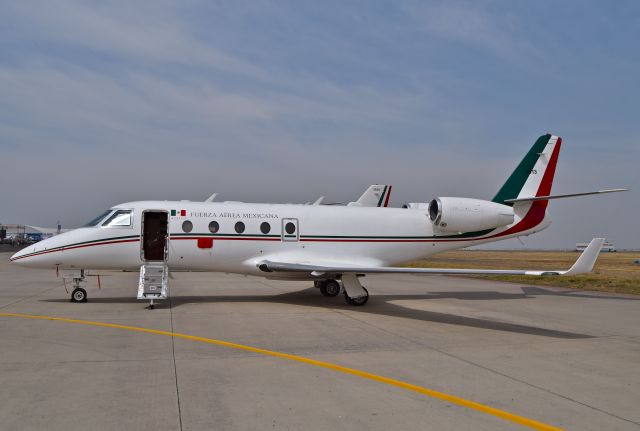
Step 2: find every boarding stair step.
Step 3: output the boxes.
[137,261,169,300]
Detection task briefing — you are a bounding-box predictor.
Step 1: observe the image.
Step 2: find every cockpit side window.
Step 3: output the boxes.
[102,210,133,228]
[83,210,113,227]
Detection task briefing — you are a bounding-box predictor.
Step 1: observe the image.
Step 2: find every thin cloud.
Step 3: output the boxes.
[0,1,637,249]
[405,2,540,62]
[7,1,264,77]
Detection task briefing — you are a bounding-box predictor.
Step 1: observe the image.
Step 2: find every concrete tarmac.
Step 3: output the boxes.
[0,252,639,431]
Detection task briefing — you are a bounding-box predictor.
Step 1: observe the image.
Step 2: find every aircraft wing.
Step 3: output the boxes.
[259,238,605,277]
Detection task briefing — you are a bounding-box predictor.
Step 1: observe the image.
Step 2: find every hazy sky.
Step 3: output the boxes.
[1,1,638,249]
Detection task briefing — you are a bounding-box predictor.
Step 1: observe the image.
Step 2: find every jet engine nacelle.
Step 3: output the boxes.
[428,197,514,233]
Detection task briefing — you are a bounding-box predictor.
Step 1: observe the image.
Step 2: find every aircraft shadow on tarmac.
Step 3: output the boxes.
[40,284,620,339]
[423,285,638,301]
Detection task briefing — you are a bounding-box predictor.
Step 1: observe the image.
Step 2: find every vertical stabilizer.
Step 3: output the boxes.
[493,134,562,205]
[348,185,392,207]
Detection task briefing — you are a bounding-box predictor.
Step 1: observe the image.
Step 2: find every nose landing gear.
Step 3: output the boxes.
[71,287,88,303]
[63,269,88,303]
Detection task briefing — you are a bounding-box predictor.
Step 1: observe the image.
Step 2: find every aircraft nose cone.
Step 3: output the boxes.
[9,231,78,269]
[10,246,35,265]
[9,241,54,268]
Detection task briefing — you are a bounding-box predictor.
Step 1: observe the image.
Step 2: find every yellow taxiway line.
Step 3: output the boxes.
[0,312,563,431]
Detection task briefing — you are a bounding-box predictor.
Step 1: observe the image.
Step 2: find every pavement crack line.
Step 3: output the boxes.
[333,309,640,428]
[168,298,184,431]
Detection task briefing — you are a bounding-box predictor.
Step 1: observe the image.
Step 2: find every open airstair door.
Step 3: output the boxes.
[138,210,169,308]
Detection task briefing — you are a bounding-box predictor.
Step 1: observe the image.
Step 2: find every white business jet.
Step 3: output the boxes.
[10,134,626,308]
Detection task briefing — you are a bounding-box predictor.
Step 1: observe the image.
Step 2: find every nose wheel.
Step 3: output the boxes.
[71,287,87,303]
[67,272,88,303]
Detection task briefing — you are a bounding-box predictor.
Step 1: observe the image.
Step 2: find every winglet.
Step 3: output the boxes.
[563,238,605,275]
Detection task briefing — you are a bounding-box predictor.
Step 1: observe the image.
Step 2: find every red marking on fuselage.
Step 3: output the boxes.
[171,237,281,242]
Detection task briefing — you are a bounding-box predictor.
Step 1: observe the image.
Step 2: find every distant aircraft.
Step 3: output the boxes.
[311,184,392,206]
[10,134,626,308]
[347,184,392,207]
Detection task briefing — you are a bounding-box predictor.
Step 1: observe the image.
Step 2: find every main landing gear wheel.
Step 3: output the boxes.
[344,286,369,306]
[320,280,341,297]
[71,287,87,303]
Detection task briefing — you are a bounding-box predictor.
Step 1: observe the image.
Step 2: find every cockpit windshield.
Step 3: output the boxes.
[102,210,132,227]
[83,210,113,227]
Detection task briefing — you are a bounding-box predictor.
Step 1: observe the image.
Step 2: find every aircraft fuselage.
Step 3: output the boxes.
[10,200,547,278]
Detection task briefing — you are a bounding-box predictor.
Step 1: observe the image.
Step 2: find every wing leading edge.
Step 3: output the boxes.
[259,238,605,277]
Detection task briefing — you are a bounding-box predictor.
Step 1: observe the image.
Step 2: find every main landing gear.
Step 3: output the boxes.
[316,280,341,297]
[344,286,369,306]
[315,275,369,306]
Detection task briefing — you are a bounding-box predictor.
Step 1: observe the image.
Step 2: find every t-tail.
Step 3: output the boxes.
[490,133,562,236]
[493,134,562,206]
[427,133,625,241]
[491,133,626,237]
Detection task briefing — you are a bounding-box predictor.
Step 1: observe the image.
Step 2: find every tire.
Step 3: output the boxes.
[71,288,87,303]
[344,286,369,306]
[320,280,341,297]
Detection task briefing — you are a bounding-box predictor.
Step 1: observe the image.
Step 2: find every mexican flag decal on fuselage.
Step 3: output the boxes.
[171,209,187,217]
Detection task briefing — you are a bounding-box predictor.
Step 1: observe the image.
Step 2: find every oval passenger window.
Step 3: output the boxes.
[182,220,193,233]
[285,222,296,235]
[208,221,219,233]
[260,222,271,234]
[235,221,245,234]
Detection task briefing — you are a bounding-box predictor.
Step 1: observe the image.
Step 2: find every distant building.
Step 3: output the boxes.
[576,240,616,252]
[0,223,66,245]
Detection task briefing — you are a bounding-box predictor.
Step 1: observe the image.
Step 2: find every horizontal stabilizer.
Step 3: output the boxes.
[504,189,627,203]
[258,238,605,277]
